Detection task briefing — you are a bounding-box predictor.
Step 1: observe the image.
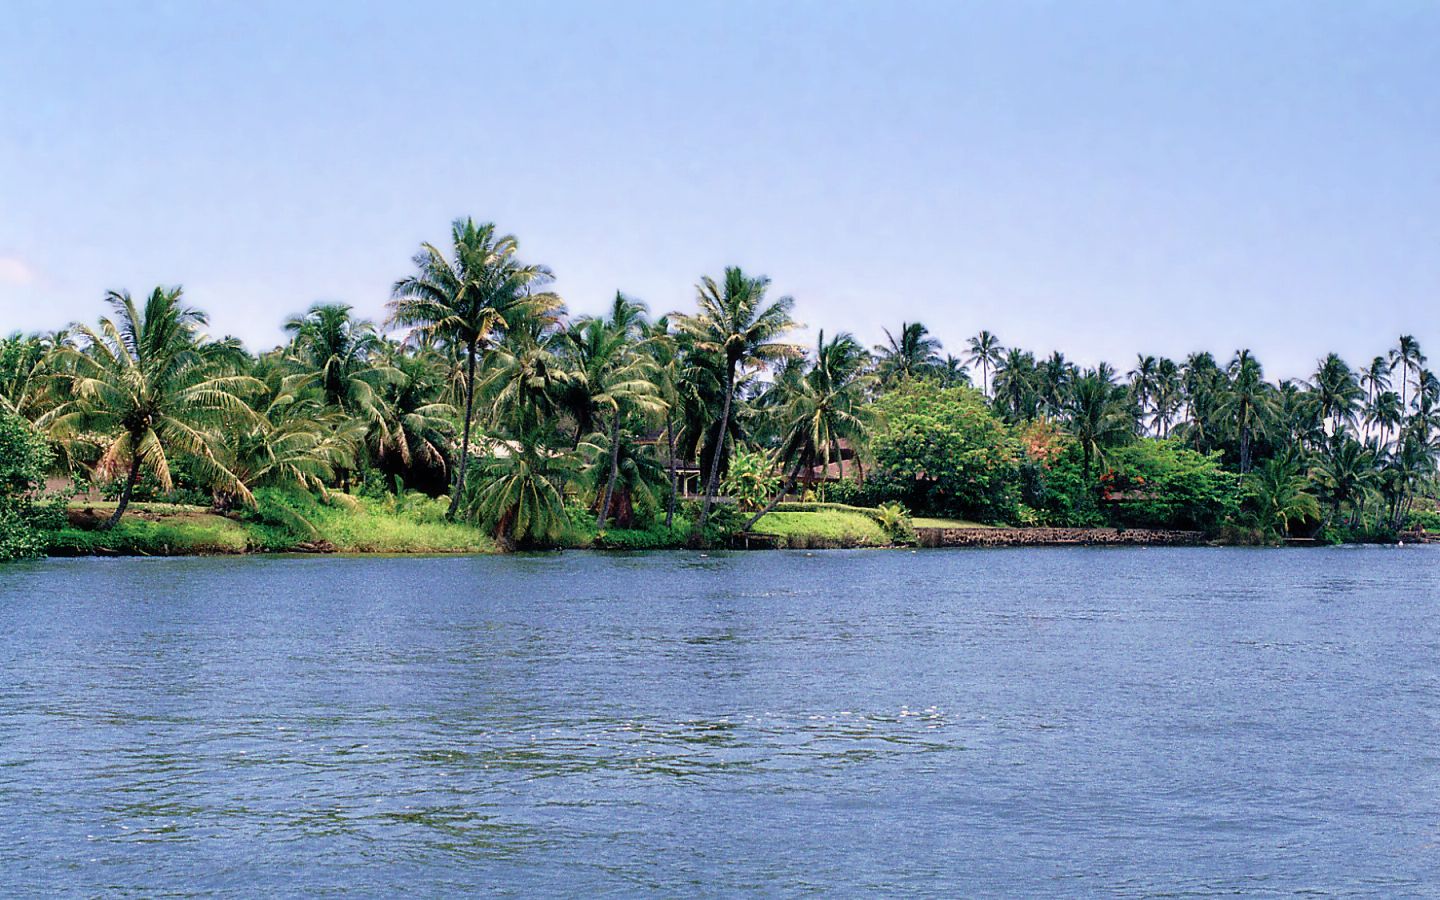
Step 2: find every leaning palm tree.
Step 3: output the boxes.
[43,287,259,528]
[676,267,798,541]
[966,330,1004,396]
[389,217,560,519]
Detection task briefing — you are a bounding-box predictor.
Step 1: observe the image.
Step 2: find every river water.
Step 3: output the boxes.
[1,547,1438,896]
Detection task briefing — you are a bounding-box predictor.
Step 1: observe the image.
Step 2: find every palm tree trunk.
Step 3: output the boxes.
[102,452,142,531]
[664,415,678,528]
[742,455,806,532]
[693,364,735,545]
[596,413,622,529]
[447,340,478,521]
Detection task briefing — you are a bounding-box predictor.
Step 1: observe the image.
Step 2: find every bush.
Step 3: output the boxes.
[0,412,58,562]
[864,382,1022,523]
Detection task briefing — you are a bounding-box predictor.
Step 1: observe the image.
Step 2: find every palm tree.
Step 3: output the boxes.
[1249,451,1319,538]
[43,288,259,528]
[389,217,559,519]
[873,322,940,385]
[966,330,1004,397]
[372,346,457,490]
[1311,353,1361,439]
[1218,349,1272,473]
[466,436,575,550]
[1365,389,1403,451]
[1128,354,1158,434]
[1152,357,1182,438]
[938,354,972,389]
[676,267,798,542]
[992,348,1038,423]
[1037,351,1075,419]
[1360,355,1392,440]
[744,330,878,530]
[1392,335,1426,415]
[1065,370,1131,480]
[1311,436,1378,529]
[575,295,664,529]
[641,315,684,527]
[284,303,394,415]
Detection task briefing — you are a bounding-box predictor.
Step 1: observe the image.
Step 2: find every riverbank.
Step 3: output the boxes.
[37,497,1435,558]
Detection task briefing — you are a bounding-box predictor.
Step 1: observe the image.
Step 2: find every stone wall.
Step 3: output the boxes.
[915,527,1206,548]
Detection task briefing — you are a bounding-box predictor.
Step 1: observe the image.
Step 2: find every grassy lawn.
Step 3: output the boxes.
[749,509,890,548]
[911,516,996,529]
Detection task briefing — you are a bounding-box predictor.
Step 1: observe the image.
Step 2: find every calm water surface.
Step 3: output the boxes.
[2,547,1439,896]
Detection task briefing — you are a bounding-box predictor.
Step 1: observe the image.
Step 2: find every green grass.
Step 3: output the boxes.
[748,508,890,548]
[47,506,251,556]
[911,516,996,529]
[48,492,497,556]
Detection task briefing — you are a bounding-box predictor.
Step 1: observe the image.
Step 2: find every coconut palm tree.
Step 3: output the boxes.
[743,330,878,530]
[873,322,941,385]
[1248,451,1319,538]
[966,330,1004,397]
[1152,358,1182,438]
[389,217,560,519]
[992,348,1039,423]
[1311,353,1361,439]
[1218,349,1272,473]
[1311,436,1378,529]
[1392,335,1426,415]
[43,287,259,528]
[570,295,664,529]
[1037,351,1075,420]
[1065,370,1131,480]
[676,267,798,542]
[466,436,575,550]
[1128,354,1158,433]
[1365,389,1403,451]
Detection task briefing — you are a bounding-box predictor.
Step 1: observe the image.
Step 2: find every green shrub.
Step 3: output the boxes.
[0,411,58,562]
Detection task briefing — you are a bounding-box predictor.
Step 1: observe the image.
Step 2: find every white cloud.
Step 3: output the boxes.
[0,256,37,286]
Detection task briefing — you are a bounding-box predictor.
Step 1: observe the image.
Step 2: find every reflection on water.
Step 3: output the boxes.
[2,547,1438,895]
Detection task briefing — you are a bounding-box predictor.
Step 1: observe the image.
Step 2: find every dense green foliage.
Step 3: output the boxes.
[0,411,61,560]
[3,214,1436,557]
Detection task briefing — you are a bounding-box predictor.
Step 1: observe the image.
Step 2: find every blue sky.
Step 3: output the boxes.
[1,0,1436,377]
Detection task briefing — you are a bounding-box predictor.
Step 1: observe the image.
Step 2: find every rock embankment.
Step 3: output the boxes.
[916,527,1206,548]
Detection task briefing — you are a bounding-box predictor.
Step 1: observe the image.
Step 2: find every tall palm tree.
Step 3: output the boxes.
[676,266,798,542]
[873,322,941,385]
[1037,351,1075,419]
[575,295,664,529]
[43,288,259,528]
[641,315,684,527]
[1152,357,1182,438]
[389,217,559,519]
[966,330,1004,397]
[1392,335,1426,415]
[744,330,878,530]
[1065,370,1131,480]
[1128,354,1158,434]
[1311,352,1361,439]
[1218,349,1272,473]
[1365,389,1403,451]
[992,348,1038,423]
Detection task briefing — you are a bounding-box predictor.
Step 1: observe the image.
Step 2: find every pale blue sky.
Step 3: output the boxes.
[1,1,1436,377]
